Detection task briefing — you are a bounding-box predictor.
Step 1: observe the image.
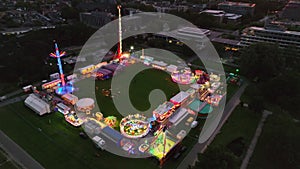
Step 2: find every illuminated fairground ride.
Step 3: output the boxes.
[120,114,150,139]
[49,42,74,95]
[148,131,178,162]
[171,68,196,85]
[104,116,118,128]
[197,72,210,85]
[65,111,84,127]
[153,102,180,123]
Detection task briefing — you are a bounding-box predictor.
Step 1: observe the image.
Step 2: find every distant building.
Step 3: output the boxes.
[189,4,207,13]
[224,13,242,24]
[123,8,142,16]
[200,10,242,23]
[218,1,256,16]
[280,1,300,21]
[152,1,189,13]
[156,26,211,42]
[79,11,112,28]
[240,24,300,51]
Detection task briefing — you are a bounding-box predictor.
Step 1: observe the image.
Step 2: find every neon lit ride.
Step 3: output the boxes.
[49,42,74,95]
[171,68,195,85]
[120,114,150,139]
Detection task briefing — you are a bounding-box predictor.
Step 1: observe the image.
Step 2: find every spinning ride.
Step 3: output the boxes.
[120,114,150,139]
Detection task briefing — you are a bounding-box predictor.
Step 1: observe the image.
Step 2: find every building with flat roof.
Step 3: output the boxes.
[176,27,211,39]
[154,26,210,50]
[240,25,300,52]
[200,10,242,23]
[156,26,211,42]
[218,1,256,16]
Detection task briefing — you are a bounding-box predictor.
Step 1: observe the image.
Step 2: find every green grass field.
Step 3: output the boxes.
[74,63,186,118]
[212,107,260,147]
[247,107,300,169]
[206,106,261,164]
[0,65,207,169]
[0,62,241,169]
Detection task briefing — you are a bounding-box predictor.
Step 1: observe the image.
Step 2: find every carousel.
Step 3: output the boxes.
[119,114,150,139]
[76,98,95,114]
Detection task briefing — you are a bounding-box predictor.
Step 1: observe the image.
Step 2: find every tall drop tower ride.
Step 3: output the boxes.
[49,42,74,95]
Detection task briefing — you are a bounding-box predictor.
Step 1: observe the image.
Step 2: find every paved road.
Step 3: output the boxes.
[0,131,44,169]
[177,82,248,169]
[1,81,42,100]
[2,89,22,99]
[0,95,28,108]
[240,110,272,169]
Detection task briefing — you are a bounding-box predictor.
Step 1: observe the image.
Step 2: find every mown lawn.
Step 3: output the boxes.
[0,64,206,169]
[206,106,261,163]
[212,107,260,147]
[248,107,300,169]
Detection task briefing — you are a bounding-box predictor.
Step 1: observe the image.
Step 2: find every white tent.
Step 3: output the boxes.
[24,94,51,116]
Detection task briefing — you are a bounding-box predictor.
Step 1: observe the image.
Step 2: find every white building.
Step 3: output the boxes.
[240,26,300,50]
[200,10,242,23]
[154,27,210,50]
[24,94,51,116]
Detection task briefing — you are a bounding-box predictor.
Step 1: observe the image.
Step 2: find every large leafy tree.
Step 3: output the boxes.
[239,43,284,81]
[262,72,300,116]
